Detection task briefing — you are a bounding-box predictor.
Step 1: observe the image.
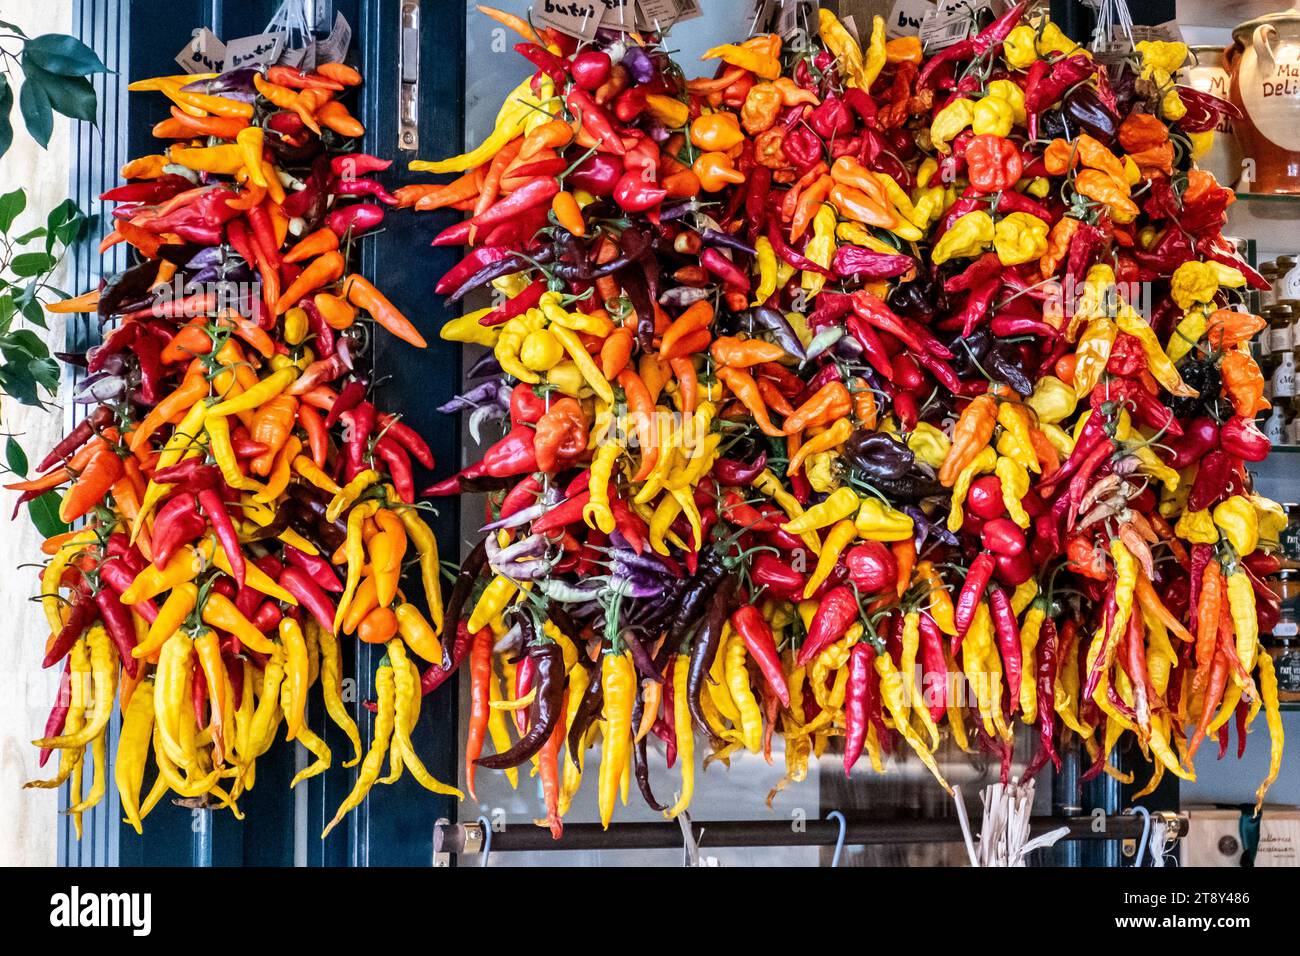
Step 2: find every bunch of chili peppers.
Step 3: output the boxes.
[14,57,462,835]
[404,4,1286,837]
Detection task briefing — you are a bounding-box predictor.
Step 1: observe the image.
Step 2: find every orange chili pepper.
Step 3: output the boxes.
[284,227,339,264]
[316,61,364,87]
[343,275,426,348]
[717,367,784,437]
[298,404,329,467]
[249,394,299,476]
[783,381,851,434]
[314,291,357,330]
[710,335,787,368]
[670,357,698,415]
[790,175,833,241]
[658,299,714,359]
[358,605,400,644]
[317,100,365,138]
[274,250,345,315]
[600,326,635,379]
[551,190,586,237]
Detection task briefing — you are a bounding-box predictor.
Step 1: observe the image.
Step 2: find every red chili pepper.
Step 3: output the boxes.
[278,565,338,635]
[842,640,876,775]
[326,203,385,237]
[330,152,392,177]
[566,88,626,155]
[372,435,415,503]
[797,585,859,667]
[953,551,995,648]
[283,545,344,593]
[730,604,790,706]
[987,585,1021,715]
[150,493,206,569]
[197,488,245,587]
[421,621,474,695]
[35,405,114,474]
[531,490,591,535]
[335,177,400,205]
[38,659,73,767]
[377,414,435,469]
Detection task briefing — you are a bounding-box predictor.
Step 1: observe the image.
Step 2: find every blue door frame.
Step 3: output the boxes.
[62,0,467,867]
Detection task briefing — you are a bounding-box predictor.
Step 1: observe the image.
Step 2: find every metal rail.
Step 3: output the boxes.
[433,813,1187,858]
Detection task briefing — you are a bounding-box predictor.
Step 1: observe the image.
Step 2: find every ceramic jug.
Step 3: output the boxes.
[1228,6,1300,194]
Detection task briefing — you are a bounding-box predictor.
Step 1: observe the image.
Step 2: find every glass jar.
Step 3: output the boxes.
[1266,401,1288,442]
[1279,256,1300,308]
[1268,305,1295,354]
[1283,506,1300,561]
[1259,262,1278,311]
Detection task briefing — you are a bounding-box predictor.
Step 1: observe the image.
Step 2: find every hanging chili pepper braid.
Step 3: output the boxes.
[404,6,1284,834]
[16,55,460,833]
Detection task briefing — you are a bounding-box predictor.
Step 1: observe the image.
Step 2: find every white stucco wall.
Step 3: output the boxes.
[0,0,74,867]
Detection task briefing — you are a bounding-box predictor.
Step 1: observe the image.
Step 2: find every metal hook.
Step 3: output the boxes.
[1124,806,1151,868]
[477,815,493,868]
[677,811,701,867]
[825,810,847,868]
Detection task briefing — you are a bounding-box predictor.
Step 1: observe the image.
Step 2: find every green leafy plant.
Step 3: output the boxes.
[0,189,87,408]
[0,19,107,155]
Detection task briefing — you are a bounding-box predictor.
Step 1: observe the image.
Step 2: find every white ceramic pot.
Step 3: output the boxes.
[1229,6,1300,194]
[1185,45,1242,186]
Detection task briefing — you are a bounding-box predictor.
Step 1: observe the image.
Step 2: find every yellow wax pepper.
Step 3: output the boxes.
[1003,25,1038,68]
[908,422,951,468]
[1026,376,1076,424]
[801,204,837,296]
[972,95,1014,137]
[932,210,994,264]
[412,75,547,173]
[929,98,974,154]
[986,79,1026,126]
[855,497,914,541]
[1174,509,1219,545]
[1169,259,1246,311]
[993,212,1049,266]
[1212,496,1259,556]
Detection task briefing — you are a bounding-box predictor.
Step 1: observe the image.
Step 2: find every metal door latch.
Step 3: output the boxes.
[398,1,419,151]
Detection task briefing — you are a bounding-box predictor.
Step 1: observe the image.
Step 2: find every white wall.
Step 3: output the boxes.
[0,0,74,867]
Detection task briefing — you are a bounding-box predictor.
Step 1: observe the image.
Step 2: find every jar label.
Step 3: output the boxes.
[1276,653,1300,693]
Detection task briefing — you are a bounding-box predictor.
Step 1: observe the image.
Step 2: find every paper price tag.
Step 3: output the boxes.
[174,27,226,74]
[599,0,636,33]
[315,12,352,65]
[919,0,990,52]
[224,33,285,71]
[886,0,935,38]
[532,0,603,40]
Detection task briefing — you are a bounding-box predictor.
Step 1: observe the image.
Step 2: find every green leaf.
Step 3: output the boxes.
[25,65,96,124]
[20,294,46,329]
[2,328,49,358]
[5,435,28,477]
[0,188,25,234]
[0,20,28,38]
[0,362,41,406]
[9,251,55,277]
[45,198,85,250]
[13,226,45,244]
[28,491,68,538]
[28,356,59,393]
[18,71,52,149]
[0,76,12,160]
[24,34,108,77]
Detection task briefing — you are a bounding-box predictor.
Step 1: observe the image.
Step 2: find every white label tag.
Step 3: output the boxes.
[174,27,226,74]
[533,0,603,41]
[315,12,352,64]
[224,32,285,72]
[887,0,934,38]
[920,0,989,52]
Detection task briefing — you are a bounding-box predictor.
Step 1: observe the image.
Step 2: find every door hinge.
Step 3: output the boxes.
[398,0,419,151]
